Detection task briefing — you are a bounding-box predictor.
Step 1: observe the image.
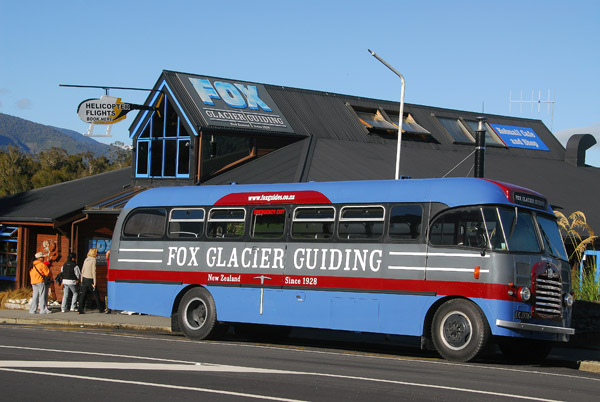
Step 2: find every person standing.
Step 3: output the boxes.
[29,252,51,314]
[60,253,80,312]
[77,248,102,314]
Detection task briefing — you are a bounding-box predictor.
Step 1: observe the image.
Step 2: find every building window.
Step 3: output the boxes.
[355,109,398,132]
[200,135,254,180]
[349,104,438,143]
[136,95,191,179]
[0,226,17,281]
[436,116,474,143]
[464,120,506,147]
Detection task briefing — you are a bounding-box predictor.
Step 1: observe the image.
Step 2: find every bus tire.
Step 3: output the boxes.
[178,287,218,340]
[431,299,490,362]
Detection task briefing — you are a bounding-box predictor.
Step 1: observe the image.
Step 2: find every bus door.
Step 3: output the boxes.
[426,206,491,283]
[385,204,428,281]
[239,207,287,323]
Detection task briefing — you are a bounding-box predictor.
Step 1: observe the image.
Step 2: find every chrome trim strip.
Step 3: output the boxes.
[496,319,575,335]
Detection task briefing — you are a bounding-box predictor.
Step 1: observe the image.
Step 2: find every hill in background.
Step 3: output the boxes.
[0,112,115,155]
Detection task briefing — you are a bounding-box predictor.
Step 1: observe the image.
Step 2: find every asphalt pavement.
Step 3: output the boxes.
[1,305,599,374]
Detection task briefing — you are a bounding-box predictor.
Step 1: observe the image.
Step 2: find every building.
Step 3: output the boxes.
[1,70,598,295]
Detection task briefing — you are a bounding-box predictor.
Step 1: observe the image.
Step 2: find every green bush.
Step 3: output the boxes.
[572,268,600,302]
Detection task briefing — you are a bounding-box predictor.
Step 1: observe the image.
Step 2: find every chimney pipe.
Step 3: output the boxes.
[474,117,487,178]
[565,134,597,167]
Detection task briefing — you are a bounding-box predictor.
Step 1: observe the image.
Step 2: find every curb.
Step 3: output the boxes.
[0,316,171,333]
[579,360,600,374]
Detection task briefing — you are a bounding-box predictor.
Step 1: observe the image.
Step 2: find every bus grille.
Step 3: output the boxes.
[533,275,563,317]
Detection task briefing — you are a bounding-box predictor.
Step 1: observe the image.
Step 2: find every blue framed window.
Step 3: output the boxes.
[0,226,18,281]
[136,95,191,178]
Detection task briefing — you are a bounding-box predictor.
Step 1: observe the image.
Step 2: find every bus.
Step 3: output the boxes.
[107,178,574,362]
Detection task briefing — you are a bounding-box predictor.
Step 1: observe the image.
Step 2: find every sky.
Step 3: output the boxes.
[1,0,599,165]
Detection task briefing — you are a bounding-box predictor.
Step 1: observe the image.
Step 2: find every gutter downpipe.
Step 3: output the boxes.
[368,49,405,180]
[70,215,89,254]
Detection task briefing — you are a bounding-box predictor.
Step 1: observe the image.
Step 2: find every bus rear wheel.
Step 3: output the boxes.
[431,299,490,362]
[178,287,218,340]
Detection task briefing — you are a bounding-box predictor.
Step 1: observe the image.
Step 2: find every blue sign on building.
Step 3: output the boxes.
[490,124,549,151]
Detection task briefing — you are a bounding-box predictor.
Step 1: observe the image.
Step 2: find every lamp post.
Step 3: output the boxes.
[368,49,405,180]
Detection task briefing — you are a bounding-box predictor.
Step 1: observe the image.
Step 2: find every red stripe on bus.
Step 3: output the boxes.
[108,269,514,302]
[214,191,331,205]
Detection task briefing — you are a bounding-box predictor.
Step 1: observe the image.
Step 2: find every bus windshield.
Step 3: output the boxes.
[498,207,541,253]
[536,215,568,260]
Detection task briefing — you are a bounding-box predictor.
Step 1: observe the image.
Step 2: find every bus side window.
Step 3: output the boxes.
[252,208,286,239]
[429,207,486,249]
[207,208,245,239]
[122,208,167,238]
[389,205,423,240]
[168,208,205,238]
[338,206,384,240]
[291,207,335,239]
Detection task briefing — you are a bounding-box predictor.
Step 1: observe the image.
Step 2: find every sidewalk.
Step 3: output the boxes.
[0,306,171,333]
[1,306,599,374]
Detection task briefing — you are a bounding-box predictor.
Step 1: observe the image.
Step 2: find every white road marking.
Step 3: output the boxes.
[0,360,291,373]
[0,345,565,402]
[0,367,306,402]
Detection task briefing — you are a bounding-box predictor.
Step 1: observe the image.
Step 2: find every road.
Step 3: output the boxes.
[0,323,598,402]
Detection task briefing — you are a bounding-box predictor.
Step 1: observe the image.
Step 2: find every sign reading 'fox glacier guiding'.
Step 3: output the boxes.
[182,74,295,134]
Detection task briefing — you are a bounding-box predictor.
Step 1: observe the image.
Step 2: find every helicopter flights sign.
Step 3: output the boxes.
[77,95,133,125]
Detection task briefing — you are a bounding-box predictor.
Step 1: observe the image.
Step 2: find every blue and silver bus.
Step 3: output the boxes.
[107,178,574,362]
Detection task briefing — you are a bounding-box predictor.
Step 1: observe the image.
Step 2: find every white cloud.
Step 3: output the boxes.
[16,98,32,109]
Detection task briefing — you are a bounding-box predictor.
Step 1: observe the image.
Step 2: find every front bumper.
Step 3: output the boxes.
[496,319,575,335]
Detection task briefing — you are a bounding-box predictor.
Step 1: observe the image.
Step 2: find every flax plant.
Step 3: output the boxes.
[555,210,598,301]
[554,211,597,266]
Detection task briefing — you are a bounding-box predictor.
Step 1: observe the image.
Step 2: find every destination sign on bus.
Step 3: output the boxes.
[513,191,547,209]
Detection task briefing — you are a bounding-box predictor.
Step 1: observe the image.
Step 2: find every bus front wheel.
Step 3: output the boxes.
[431,299,490,362]
[178,287,218,340]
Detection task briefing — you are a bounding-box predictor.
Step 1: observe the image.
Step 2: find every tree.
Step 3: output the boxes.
[0,146,34,196]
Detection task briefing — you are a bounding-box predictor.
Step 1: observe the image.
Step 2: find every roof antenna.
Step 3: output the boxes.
[509,89,555,131]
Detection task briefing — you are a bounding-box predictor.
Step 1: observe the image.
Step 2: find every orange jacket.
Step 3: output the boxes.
[30,260,50,285]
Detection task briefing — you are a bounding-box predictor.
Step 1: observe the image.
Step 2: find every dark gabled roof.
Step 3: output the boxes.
[204,135,600,229]
[138,71,565,160]
[138,70,599,230]
[0,168,132,223]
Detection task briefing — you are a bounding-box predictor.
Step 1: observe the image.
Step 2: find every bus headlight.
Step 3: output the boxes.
[519,287,531,302]
[563,293,574,307]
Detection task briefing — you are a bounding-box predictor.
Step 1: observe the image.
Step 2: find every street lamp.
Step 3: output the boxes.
[368,49,405,180]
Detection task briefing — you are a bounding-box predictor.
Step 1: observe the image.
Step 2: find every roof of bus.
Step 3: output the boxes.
[123,178,551,213]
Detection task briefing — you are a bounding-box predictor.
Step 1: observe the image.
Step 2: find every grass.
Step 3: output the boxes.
[572,269,600,302]
[0,287,32,309]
